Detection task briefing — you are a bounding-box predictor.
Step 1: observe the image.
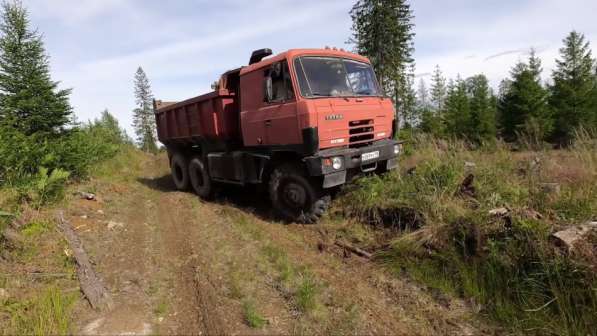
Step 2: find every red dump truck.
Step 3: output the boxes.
[154,48,400,223]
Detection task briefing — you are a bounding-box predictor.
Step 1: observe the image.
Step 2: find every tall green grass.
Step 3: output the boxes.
[1,287,75,335]
[337,133,597,335]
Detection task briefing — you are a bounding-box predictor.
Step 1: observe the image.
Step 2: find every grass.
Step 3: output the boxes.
[261,244,322,315]
[21,220,50,238]
[242,300,268,328]
[1,287,75,336]
[92,145,148,183]
[154,301,168,317]
[335,132,597,336]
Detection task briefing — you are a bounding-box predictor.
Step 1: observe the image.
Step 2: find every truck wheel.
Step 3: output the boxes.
[269,165,330,224]
[188,157,213,199]
[171,153,190,190]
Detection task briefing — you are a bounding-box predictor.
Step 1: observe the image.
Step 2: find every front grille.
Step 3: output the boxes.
[349,119,375,148]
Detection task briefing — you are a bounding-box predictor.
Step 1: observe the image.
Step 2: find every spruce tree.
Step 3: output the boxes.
[444,77,470,139]
[550,31,597,142]
[0,1,72,136]
[430,65,447,112]
[467,74,497,143]
[132,67,157,153]
[350,0,415,126]
[499,50,552,142]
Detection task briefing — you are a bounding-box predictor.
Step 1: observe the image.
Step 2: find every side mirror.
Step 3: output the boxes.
[264,76,273,102]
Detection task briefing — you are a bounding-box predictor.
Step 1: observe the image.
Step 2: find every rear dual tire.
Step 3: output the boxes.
[171,154,190,190]
[188,157,213,199]
[171,153,213,199]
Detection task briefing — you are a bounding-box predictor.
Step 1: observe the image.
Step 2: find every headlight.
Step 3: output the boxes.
[332,157,343,170]
[394,144,401,155]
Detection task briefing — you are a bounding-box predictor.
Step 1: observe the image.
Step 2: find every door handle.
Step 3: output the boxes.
[265,120,272,127]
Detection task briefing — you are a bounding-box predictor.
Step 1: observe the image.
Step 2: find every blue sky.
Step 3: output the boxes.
[22,0,597,136]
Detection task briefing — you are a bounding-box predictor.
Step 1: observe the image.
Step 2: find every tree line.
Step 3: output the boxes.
[350,0,597,146]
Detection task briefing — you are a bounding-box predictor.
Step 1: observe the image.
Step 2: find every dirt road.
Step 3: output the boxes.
[65,154,491,335]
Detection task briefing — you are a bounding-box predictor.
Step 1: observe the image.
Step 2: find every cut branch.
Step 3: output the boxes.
[335,240,373,259]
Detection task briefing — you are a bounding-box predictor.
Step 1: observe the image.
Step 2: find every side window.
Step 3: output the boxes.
[264,61,294,103]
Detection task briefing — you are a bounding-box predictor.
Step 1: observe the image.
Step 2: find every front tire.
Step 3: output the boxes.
[269,164,330,224]
[188,157,213,199]
[171,153,190,191]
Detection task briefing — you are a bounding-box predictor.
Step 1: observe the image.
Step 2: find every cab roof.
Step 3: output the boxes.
[239,48,371,76]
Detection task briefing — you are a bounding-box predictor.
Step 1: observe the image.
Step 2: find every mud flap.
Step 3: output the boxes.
[323,170,347,189]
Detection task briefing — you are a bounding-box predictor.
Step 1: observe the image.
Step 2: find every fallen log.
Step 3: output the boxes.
[57,211,113,311]
[335,240,373,259]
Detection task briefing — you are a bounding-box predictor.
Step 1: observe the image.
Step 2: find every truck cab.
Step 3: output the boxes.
[155,48,400,223]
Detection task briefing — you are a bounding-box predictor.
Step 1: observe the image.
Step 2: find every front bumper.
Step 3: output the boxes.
[304,139,400,188]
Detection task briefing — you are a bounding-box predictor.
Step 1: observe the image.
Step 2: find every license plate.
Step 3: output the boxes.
[361,151,380,162]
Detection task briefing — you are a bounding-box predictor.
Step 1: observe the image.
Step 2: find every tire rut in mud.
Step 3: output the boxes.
[154,193,227,335]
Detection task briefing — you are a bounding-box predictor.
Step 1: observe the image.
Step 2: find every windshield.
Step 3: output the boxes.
[294,57,381,98]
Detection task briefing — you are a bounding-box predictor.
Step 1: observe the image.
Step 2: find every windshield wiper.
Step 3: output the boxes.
[309,92,331,97]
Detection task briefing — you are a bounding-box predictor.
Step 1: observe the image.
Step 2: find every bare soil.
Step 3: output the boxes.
[65,154,495,335]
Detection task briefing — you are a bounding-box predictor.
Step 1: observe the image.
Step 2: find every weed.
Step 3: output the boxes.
[21,220,50,238]
[296,275,319,313]
[242,300,267,328]
[261,244,323,315]
[1,287,74,335]
[154,301,168,317]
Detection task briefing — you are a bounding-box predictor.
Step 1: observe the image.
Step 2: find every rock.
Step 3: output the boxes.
[81,215,89,219]
[76,192,96,201]
[552,221,597,252]
[107,221,125,230]
[489,207,509,216]
[97,210,105,215]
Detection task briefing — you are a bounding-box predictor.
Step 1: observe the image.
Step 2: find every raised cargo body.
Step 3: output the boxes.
[155,48,401,223]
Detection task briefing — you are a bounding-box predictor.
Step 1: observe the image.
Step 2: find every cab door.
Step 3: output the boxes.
[240,60,301,147]
[261,61,301,146]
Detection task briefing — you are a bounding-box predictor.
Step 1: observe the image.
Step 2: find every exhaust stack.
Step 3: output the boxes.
[249,48,273,65]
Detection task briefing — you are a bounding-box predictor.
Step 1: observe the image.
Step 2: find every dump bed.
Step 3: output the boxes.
[155,89,239,145]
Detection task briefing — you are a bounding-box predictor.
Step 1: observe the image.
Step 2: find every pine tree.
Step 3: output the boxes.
[467,74,497,143]
[401,63,418,127]
[550,31,597,142]
[350,0,415,126]
[430,65,447,112]
[499,50,552,142]
[0,1,72,136]
[132,67,157,153]
[444,77,470,138]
